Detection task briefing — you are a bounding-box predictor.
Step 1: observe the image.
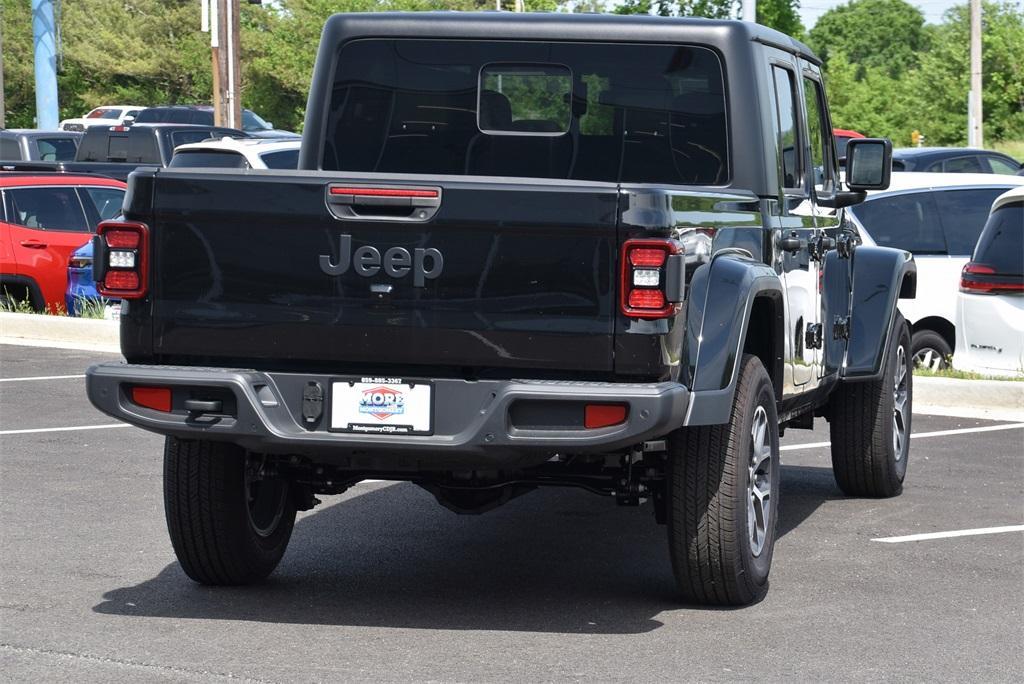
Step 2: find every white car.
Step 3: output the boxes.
[846,172,1024,369]
[953,186,1024,377]
[59,105,146,132]
[169,137,300,170]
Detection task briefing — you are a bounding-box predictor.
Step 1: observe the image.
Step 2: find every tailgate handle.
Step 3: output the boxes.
[327,185,441,222]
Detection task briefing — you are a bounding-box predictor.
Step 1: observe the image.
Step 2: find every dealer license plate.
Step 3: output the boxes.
[330,377,432,435]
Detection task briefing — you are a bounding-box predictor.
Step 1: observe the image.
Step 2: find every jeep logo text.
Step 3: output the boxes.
[320,234,444,287]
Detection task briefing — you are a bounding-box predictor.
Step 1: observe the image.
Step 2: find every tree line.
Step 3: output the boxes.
[2,0,1021,149]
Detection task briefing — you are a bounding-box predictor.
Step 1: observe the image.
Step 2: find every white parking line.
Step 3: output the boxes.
[780,422,1024,452]
[0,424,130,436]
[0,374,86,383]
[872,525,1024,543]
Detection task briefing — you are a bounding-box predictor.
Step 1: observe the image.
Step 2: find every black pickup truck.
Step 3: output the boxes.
[1,124,245,181]
[87,13,916,606]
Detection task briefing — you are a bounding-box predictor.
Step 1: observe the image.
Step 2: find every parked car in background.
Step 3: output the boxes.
[847,172,1024,369]
[133,105,299,139]
[66,238,122,318]
[833,127,864,161]
[59,105,146,132]
[0,129,82,162]
[170,137,301,169]
[4,124,248,181]
[954,186,1024,378]
[1,173,126,312]
[892,147,1021,174]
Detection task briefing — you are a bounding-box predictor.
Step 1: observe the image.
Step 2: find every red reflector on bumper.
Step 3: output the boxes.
[584,404,628,429]
[131,386,172,412]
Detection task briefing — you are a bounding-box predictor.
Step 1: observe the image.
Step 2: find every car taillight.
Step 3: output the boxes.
[68,255,92,269]
[960,262,1024,294]
[620,239,683,319]
[95,221,149,299]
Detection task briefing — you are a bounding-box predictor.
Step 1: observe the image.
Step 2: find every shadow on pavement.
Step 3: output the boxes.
[93,464,842,634]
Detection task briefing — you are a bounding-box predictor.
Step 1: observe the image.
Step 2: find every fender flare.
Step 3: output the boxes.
[842,246,916,381]
[683,253,784,426]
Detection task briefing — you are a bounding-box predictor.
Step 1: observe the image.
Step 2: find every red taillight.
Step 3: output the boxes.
[629,248,667,267]
[959,262,1024,294]
[584,403,628,429]
[620,239,682,319]
[131,386,172,412]
[97,221,148,299]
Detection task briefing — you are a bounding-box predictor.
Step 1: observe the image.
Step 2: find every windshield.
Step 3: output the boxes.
[242,109,272,131]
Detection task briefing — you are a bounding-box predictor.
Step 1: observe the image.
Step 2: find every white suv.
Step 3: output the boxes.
[169,137,300,170]
[847,172,1024,369]
[954,186,1024,377]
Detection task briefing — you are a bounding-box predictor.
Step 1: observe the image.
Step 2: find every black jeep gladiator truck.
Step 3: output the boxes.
[86,12,915,606]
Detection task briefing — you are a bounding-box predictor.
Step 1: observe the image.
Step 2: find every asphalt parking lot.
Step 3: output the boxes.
[1,343,1022,682]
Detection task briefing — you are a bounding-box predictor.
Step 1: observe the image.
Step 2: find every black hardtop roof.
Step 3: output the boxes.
[321,11,820,64]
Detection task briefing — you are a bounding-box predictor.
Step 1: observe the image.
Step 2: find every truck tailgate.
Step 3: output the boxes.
[140,170,619,373]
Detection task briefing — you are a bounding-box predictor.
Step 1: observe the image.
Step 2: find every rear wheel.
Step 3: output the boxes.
[829,313,912,497]
[164,437,296,584]
[911,329,951,371]
[666,354,780,606]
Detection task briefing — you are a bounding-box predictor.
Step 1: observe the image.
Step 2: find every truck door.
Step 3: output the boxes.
[800,62,850,380]
[769,61,822,395]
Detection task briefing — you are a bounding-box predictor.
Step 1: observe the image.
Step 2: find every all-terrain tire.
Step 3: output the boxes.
[829,312,912,497]
[911,329,952,371]
[164,437,296,585]
[666,354,780,606]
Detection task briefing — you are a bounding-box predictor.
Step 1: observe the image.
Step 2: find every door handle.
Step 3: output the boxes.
[19,240,48,249]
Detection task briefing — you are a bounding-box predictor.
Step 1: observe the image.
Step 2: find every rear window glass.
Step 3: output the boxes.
[171,131,217,148]
[107,135,129,161]
[934,187,1011,255]
[7,187,89,232]
[851,191,945,254]
[260,149,299,169]
[323,40,729,185]
[170,150,250,169]
[36,137,79,161]
[973,202,1023,275]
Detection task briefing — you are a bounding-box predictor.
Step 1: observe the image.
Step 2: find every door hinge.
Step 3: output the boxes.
[805,323,823,350]
[836,232,855,259]
[833,316,851,340]
[809,234,836,261]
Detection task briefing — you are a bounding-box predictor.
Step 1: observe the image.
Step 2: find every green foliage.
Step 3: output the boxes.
[755,0,804,39]
[613,1,734,19]
[809,0,928,78]
[820,1,1024,146]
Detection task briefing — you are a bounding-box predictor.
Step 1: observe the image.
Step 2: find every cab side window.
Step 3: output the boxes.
[803,76,835,194]
[771,66,801,190]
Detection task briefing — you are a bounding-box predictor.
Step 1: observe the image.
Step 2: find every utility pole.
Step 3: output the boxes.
[31,0,59,129]
[203,0,241,129]
[968,0,983,148]
[742,0,757,23]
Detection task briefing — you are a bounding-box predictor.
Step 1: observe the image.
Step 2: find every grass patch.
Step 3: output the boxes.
[914,367,1023,382]
[991,140,1024,163]
[0,292,36,314]
[73,296,113,320]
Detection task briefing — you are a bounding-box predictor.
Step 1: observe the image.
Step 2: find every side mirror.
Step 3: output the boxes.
[846,138,892,191]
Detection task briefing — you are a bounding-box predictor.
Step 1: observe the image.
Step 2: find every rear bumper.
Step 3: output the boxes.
[86,363,689,467]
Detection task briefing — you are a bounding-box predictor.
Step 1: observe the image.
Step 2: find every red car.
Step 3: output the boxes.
[833,128,865,160]
[1,173,126,312]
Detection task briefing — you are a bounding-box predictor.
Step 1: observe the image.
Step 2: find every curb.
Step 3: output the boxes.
[0,312,120,353]
[914,376,1024,422]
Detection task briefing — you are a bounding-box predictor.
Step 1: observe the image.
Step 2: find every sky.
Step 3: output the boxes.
[799,1,963,28]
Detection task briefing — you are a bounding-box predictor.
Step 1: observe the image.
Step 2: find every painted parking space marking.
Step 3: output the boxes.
[0,374,86,383]
[872,525,1024,543]
[781,422,1024,452]
[0,424,130,436]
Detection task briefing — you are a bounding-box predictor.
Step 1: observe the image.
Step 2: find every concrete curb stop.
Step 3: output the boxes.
[1,312,1022,422]
[0,312,121,353]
